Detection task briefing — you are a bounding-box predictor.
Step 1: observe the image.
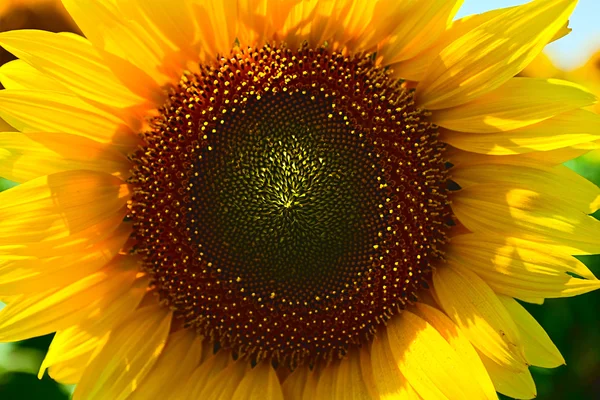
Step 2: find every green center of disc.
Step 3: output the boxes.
[187,91,385,300]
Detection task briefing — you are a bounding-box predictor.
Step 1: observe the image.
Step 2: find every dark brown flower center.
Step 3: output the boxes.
[129,44,450,368]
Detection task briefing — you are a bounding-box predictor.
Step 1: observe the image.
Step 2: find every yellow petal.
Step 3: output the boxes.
[391,6,511,82]
[524,141,600,164]
[237,0,307,47]
[369,330,424,399]
[431,78,596,133]
[0,261,138,341]
[385,310,489,399]
[451,256,599,305]
[442,109,600,155]
[357,347,380,400]
[316,0,383,51]
[0,89,139,149]
[413,303,497,400]
[417,0,577,109]
[44,328,110,384]
[433,265,528,371]
[242,0,450,56]
[0,131,131,183]
[398,4,571,83]
[0,116,14,132]
[60,0,167,99]
[446,142,600,168]
[39,271,149,384]
[231,361,284,400]
[198,359,247,400]
[0,170,129,244]
[449,233,596,280]
[452,182,600,255]
[312,1,379,51]
[61,0,166,76]
[0,223,131,296]
[315,360,338,399]
[191,0,239,60]
[0,213,123,259]
[333,349,375,400]
[498,295,565,368]
[130,329,205,400]
[377,0,463,65]
[178,351,232,400]
[282,365,310,400]
[117,0,200,63]
[0,30,145,108]
[73,304,172,400]
[253,0,380,52]
[301,366,320,400]
[447,234,600,300]
[0,59,69,92]
[48,347,104,385]
[479,352,537,399]
[452,163,600,213]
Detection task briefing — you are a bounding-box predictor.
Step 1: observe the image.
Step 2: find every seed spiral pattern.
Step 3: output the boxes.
[129,44,451,367]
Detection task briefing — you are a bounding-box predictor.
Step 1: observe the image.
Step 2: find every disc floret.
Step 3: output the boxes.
[129,44,450,368]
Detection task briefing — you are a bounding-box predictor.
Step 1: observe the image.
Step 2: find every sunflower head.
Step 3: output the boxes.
[0,0,599,399]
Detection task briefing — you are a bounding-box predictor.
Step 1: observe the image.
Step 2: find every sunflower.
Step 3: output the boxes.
[1,0,599,399]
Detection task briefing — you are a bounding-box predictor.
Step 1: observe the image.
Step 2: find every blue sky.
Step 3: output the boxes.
[457,0,600,70]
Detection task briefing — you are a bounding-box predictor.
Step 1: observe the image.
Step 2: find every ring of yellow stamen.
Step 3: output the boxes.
[129,44,450,368]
